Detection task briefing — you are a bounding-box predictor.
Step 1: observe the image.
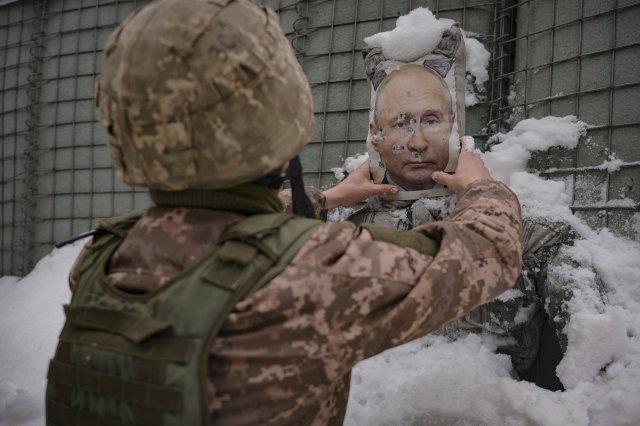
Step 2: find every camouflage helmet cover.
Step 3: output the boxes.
[97,0,314,190]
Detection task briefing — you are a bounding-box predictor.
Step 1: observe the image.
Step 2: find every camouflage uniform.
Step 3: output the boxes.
[69,180,522,424]
[348,193,607,377]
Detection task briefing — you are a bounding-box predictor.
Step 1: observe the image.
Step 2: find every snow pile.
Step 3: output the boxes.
[364,8,449,63]
[364,7,491,107]
[483,115,638,223]
[484,117,640,418]
[331,152,369,181]
[347,334,593,426]
[483,115,588,184]
[508,171,573,219]
[0,242,82,426]
[464,37,491,106]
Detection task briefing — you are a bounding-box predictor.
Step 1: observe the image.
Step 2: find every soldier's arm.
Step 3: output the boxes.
[345,149,521,356]
[346,149,521,351]
[391,180,523,343]
[278,186,329,220]
[259,150,521,371]
[273,179,522,372]
[322,159,397,209]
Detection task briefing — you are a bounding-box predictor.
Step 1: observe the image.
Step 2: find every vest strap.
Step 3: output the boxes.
[64,305,172,344]
[361,223,439,257]
[49,382,165,425]
[216,240,258,264]
[380,186,452,201]
[220,213,293,240]
[60,329,193,364]
[47,360,183,413]
[56,340,168,385]
[47,398,132,426]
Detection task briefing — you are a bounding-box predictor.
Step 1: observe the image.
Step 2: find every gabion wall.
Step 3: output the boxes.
[1,0,638,276]
[507,0,640,234]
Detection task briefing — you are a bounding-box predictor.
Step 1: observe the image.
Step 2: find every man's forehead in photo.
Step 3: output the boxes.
[373,64,453,128]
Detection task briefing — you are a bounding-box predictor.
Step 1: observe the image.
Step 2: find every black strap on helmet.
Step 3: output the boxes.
[287,156,315,218]
[252,171,288,190]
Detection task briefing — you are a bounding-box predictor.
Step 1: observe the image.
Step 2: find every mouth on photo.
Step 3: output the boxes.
[405,161,435,169]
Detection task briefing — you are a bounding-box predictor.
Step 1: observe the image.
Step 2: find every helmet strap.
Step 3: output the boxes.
[253,172,288,190]
[287,156,315,218]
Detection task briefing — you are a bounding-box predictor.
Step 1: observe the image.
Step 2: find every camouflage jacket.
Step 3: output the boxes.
[348,193,607,373]
[70,180,522,424]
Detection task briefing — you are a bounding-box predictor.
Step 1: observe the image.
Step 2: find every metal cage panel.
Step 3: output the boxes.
[1,0,638,276]
[504,0,640,236]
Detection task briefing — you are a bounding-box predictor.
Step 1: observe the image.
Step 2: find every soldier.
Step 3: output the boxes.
[45,0,522,424]
[348,52,607,390]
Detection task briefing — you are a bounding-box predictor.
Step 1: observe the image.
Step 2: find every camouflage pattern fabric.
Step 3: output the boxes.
[105,208,246,293]
[347,192,607,374]
[279,186,329,221]
[69,180,522,424]
[349,192,456,230]
[96,0,314,190]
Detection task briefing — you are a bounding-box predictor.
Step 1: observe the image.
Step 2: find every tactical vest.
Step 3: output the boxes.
[45,211,321,426]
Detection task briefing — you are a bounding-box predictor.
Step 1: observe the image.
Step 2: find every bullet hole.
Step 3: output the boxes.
[392,144,406,155]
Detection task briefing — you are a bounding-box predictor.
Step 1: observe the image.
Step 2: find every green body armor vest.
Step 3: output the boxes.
[45,211,321,426]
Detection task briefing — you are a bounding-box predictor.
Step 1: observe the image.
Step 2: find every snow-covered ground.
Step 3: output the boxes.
[0,243,81,426]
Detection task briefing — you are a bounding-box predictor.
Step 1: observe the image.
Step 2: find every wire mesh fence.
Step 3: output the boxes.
[1,0,150,276]
[1,0,638,276]
[1,0,39,276]
[503,0,640,235]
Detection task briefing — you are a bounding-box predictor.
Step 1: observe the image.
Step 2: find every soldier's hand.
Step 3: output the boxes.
[324,159,397,209]
[432,148,492,194]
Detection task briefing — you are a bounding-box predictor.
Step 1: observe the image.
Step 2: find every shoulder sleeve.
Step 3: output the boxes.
[274,180,522,364]
[278,187,328,221]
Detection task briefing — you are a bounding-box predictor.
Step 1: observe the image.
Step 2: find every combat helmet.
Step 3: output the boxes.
[96,0,314,191]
